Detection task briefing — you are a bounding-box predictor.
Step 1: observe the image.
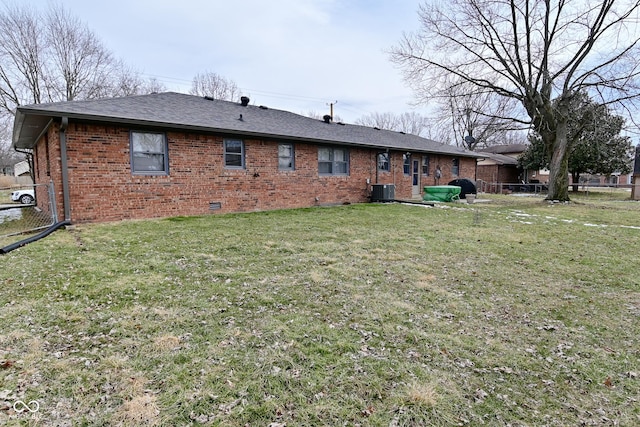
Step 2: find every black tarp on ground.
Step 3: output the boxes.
[448,179,477,199]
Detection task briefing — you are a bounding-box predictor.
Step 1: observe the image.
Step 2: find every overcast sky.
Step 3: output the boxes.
[28,0,424,123]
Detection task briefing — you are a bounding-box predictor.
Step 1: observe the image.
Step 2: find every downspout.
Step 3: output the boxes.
[59,117,71,221]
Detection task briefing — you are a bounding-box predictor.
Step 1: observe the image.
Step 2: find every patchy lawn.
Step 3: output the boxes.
[1,196,639,426]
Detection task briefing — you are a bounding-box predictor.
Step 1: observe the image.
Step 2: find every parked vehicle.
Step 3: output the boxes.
[10,189,35,204]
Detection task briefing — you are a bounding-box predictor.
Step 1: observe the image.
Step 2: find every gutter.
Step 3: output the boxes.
[59,117,71,221]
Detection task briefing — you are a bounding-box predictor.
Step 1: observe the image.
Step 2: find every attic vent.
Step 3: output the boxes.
[204,96,214,101]
[337,122,345,126]
[240,96,250,106]
[374,127,380,130]
[259,105,268,110]
[322,114,332,123]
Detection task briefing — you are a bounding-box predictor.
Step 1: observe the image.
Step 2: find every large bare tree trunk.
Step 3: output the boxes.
[546,119,570,201]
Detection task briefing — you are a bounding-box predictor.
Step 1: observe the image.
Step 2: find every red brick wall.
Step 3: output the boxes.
[376,153,476,195]
[476,164,519,184]
[33,121,476,223]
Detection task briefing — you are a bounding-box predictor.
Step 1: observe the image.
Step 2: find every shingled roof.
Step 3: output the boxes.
[13,92,477,157]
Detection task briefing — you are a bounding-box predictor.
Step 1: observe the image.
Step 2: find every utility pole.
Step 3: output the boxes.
[327,100,337,120]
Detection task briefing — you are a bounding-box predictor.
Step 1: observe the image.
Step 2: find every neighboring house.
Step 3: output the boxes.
[477,144,541,183]
[475,152,520,184]
[12,92,479,224]
[478,143,635,189]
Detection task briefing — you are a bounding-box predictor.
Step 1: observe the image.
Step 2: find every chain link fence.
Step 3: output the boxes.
[477,180,640,200]
[0,182,57,249]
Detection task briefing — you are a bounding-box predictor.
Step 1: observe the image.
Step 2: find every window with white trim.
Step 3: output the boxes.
[130,131,168,174]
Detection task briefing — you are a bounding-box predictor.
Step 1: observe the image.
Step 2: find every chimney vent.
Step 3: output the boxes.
[323,114,332,123]
[240,96,250,106]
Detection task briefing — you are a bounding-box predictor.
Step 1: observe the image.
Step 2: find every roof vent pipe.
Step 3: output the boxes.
[323,114,332,123]
[240,96,250,106]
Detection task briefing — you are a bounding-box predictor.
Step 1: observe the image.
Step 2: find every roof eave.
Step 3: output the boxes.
[13,107,481,158]
[13,110,55,150]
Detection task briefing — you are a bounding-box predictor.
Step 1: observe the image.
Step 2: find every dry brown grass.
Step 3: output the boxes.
[405,382,439,407]
[153,334,181,351]
[113,394,160,426]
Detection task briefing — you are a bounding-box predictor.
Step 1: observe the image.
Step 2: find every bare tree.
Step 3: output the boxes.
[190,71,240,101]
[392,0,640,200]
[100,66,167,98]
[0,3,47,110]
[0,2,148,115]
[0,2,159,175]
[436,80,524,150]
[355,111,430,136]
[45,4,117,101]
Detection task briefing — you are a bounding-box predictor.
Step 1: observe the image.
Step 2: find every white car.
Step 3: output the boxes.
[10,189,35,204]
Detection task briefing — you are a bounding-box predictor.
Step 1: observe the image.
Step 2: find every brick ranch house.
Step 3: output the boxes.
[12,92,479,224]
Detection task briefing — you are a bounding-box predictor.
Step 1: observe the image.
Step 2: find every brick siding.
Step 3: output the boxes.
[34,121,477,223]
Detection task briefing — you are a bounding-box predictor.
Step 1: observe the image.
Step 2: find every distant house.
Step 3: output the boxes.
[12,92,480,224]
[0,164,13,176]
[478,143,636,192]
[477,144,537,184]
[475,151,520,184]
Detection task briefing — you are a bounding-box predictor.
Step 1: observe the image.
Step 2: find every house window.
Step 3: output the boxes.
[422,155,430,175]
[452,158,460,176]
[403,153,411,175]
[131,131,168,174]
[278,143,294,170]
[377,153,390,172]
[318,147,349,175]
[224,139,245,169]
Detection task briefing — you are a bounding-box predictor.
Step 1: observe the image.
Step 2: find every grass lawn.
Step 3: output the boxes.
[1,193,639,426]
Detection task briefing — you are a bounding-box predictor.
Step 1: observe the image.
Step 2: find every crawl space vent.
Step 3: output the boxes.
[209,202,222,211]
